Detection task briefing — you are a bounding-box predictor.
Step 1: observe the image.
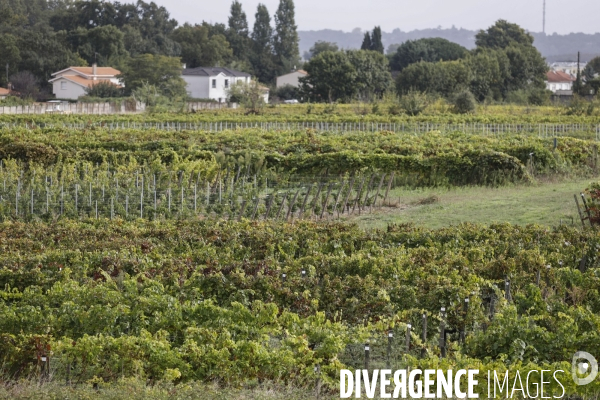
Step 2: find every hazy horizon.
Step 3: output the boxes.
[152,0,600,35]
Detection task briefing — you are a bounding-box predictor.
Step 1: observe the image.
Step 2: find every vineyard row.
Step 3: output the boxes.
[2,121,600,139]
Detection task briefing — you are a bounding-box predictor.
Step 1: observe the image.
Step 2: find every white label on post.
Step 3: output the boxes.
[407,324,412,329]
[365,346,370,351]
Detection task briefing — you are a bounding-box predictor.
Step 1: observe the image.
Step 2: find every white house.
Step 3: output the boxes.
[546,70,575,94]
[182,67,252,102]
[49,64,121,100]
[276,70,307,88]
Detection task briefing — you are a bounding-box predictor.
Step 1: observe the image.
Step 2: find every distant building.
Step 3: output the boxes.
[49,64,121,100]
[0,87,12,100]
[549,62,586,76]
[276,70,308,88]
[182,67,251,102]
[546,70,575,94]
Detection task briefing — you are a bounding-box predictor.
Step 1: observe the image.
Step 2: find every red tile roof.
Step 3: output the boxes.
[0,88,10,96]
[57,75,122,88]
[547,71,575,83]
[51,66,121,77]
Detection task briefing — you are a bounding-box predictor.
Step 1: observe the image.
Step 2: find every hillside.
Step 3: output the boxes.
[299,28,600,61]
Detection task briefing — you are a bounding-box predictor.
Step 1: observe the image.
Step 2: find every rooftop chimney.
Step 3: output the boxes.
[92,63,97,80]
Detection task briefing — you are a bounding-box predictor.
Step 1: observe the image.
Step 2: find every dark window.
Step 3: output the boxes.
[212,79,217,88]
[224,79,229,88]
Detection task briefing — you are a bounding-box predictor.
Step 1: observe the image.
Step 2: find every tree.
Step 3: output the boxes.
[395,60,468,97]
[0,34,21,86]
[503,45,547,92]
[9,71,40,100]
[227,1,250,61]
[360,27,383,53]
[16,26,87,83]
[583,56,600,95]
[452,90,476,114]
[475,21,547,97]
[345,50,392,100]
[118,54,186,97]
[251,4,277,83]
[273,0,299,69]
[361,32,372,51]
[171,23,233,68]
[67,25,129,66]
[389,38,468,71]
[370,26,384,53]
[274,84,299,100]
[227,80,266,113]
[300,51,356,102]
[466,49,509,100]
[304,41,338,60]
[475,20,534,49]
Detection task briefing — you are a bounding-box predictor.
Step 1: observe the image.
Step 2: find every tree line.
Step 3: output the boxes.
[299,20,597,107]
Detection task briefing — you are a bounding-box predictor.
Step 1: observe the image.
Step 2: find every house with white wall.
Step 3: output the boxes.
[49,64,121,100]
[182,67,252,102]
[546,70,575,94]
[276,70,307,88]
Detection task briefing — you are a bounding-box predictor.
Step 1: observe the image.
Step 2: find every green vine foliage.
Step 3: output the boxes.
[1,220,600,395]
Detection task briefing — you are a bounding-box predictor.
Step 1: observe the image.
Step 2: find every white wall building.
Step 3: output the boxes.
[276,70,307,88]
[49,64,121,100]
[182,67,252,102]
[546,70,575,94]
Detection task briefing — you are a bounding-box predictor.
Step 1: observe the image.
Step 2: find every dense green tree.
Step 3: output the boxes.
[301,49,391,102]
[67,25,129,66]
[304,41,339,60]
[0,34,21,86]
[227,1,250,62]
[395,60,468,97]
[503,45,547,91]
[360,27,383,53]
[466,49,509,100]
[17,26,87,83]
[583,56,600,95]
[300,51,356,102]
[475,19,534,49]
[171,23,233,68]
[361,32,372,51]
[273,0,299,68]
[345,50,392,99]
[389,38,468,71]
[118,54,186,97]
[251,4,277,83]
[370,26,384,53]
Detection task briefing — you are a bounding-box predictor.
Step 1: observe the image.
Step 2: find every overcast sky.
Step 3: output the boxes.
[153,0,599,35]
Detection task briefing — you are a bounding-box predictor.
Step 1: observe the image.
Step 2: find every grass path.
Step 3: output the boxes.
[345,177,597,230]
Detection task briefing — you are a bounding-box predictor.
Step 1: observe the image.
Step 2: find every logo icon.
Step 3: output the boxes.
[572,351,598,385]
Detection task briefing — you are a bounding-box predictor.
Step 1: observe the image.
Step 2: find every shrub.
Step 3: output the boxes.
[84,81,123,98]
[274,84,299,101]
[399,90,429,116]
[527,88,551,106]
[452,90,477,114]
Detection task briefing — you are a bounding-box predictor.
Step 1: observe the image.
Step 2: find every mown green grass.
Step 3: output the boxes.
[346,177,596,230]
